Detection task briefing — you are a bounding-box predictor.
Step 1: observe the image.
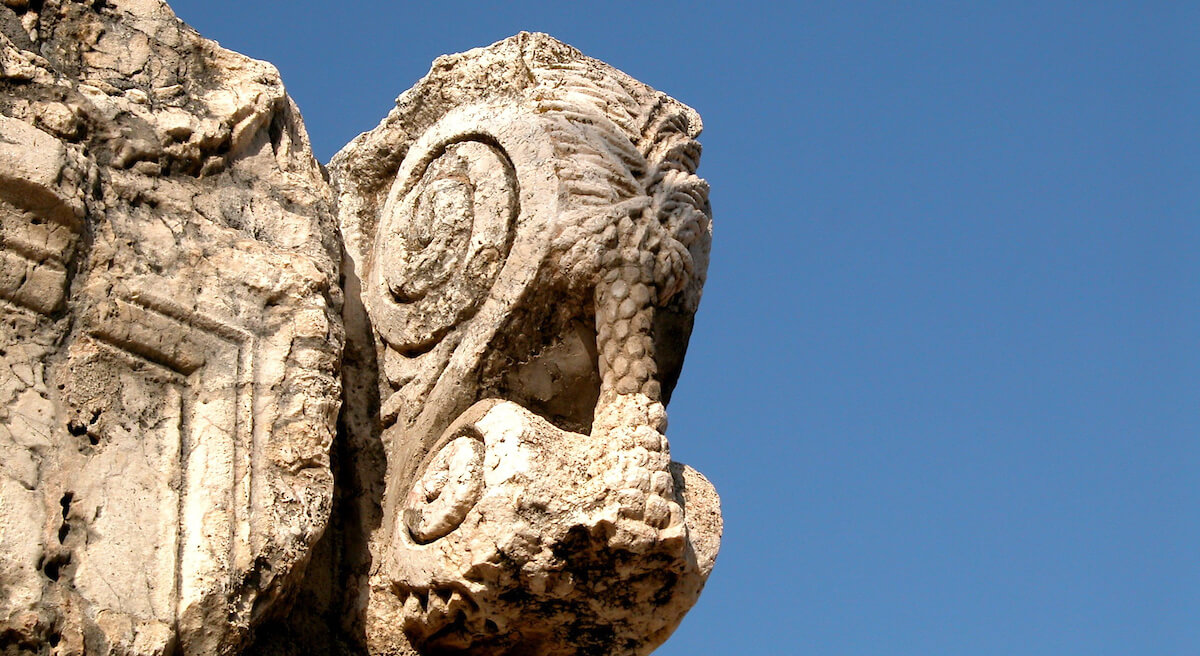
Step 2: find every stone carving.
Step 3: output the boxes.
[0,1,342,654]
[331,33,720,655]
[0,3,719,654]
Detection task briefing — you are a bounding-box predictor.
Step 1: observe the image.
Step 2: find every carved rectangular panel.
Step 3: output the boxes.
[70,295,256,624]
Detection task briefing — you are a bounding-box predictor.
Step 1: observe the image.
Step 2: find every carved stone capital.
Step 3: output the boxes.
[333,32,721,655]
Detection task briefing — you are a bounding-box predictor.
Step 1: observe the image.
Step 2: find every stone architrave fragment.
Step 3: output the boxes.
[332,33,721,656]
[0,1,343,654]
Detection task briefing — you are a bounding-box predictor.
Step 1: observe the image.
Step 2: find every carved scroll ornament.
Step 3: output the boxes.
[334,33,721,655]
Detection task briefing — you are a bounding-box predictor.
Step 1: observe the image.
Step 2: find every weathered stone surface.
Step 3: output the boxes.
[329,33,720,656]
[0,1,342,654]
[0,7,719,654]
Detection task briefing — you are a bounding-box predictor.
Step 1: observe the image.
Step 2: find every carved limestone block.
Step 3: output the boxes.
[0,1,343,653]
[333,33,721,655]
[0,5,721,653]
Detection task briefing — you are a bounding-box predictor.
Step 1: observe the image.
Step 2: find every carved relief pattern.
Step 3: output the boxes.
[0,199,79,315]
[1,6,718,653]
[0,5,343,651]
[372,139,517,353]
[333,33,721,656]
[71,294,256,630]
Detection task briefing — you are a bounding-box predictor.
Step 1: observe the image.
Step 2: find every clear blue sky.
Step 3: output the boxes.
[168,2,1199,654]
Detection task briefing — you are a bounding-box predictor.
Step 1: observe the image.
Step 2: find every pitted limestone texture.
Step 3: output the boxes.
[0,7,721,654]
[331,32,721,656]
[0,1,342,653]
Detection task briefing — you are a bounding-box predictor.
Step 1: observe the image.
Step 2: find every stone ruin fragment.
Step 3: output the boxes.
[0,2,720,655]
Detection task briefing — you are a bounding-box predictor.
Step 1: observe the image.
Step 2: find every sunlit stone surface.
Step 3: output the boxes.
[0,4,718,653]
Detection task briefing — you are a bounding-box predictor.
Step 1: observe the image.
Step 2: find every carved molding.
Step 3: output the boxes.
[68,293,258,639]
